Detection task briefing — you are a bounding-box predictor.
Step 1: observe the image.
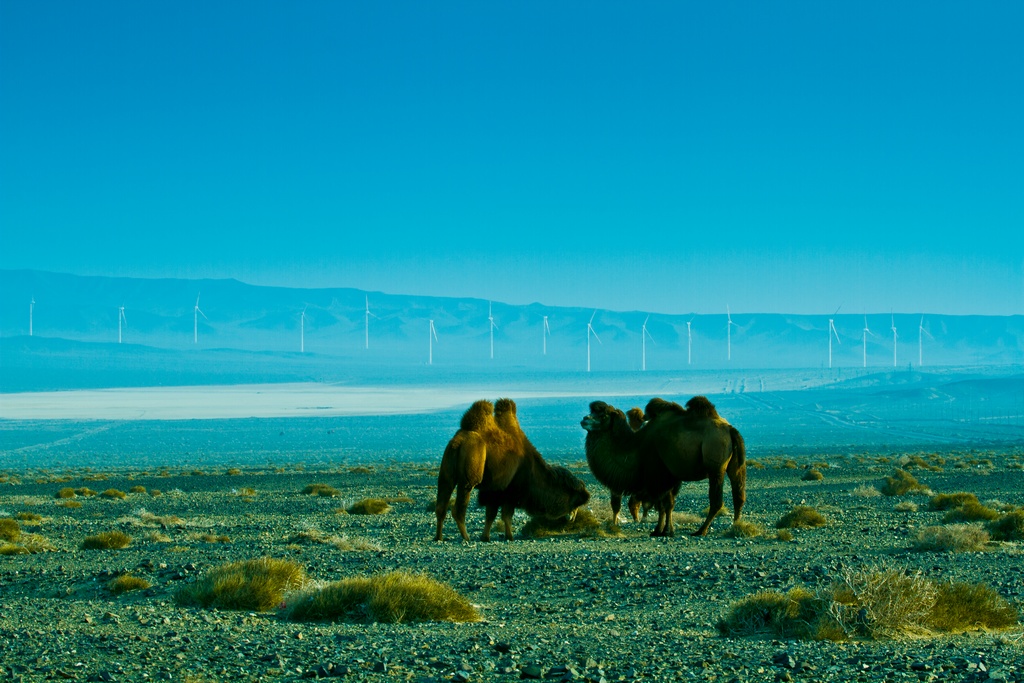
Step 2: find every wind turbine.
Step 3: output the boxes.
[828,307,841,369]
[890,313,898,368]
[918,316,934,367]
[862,316,877,368]
[488,302,498,360]
[587,311,601,372]
[726,306,738,361]
[428,319,438,365]
[687,316,694,365]
[118,305,126,344]
[193,293,207,344]
[29,297,34,336]
[364,296,377,350]
[641,316,655,371]
[542,315,550,355]
[300,306,307,353]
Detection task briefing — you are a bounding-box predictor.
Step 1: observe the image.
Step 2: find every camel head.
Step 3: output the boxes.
[494,397,517,418]
[580,401,625,432]
[626,407,645,431]
[548,465,591,517]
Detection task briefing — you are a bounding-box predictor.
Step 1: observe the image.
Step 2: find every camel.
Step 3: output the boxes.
[436,399,590,542]
[581,395,746,537]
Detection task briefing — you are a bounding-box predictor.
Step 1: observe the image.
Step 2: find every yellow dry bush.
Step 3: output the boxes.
[521,508,605,538]
[914,524,989,552]
[108,574,151,595]
[82,531,132,550]
[942,501,1000,523]
[880,469,929,496]
[928,492,979,511]
[346,498,391,515]
[100,489,127,500]
[0,518,21,542]
[776,506,827,529]
[283,571,479,623]
[723,519,766,539]
[174,558,307,612]
[986,510,1024,541]
[802,468,824,481]
[302,483,340,497]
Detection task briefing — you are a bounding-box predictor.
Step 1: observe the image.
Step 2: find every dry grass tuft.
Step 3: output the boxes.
[15,512,43,522]
[82,530,132,550]
[986,510,1024,541]
[880,469,930,496]
[108,574,151,595]
[302,483,340,497]
[775,529,794,542]
[852,485,881,498]
[776,505,827,529]
[521,508,605,538]
[55,487,77,499]
[719,566,1019,641]
[100,489,127,500]
[175,557,308,612]
[802,468,824,481]
[283,571,479,623]
[226,468,242,476]
[235,487,257,497]
[928,492,979,510]
[129,486,147,494]
[894,501,918,512]
[0,518,21,542]
[723,519,765,538]
[346,498,391,515]
[57,500,82,509]
[942,501,1000,523]
[914,524,990,552]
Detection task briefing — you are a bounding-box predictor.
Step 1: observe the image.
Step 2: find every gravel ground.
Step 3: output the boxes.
[2,451,1023,682]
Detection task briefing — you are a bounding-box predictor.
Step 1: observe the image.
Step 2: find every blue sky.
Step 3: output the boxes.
[2,2,1022,315]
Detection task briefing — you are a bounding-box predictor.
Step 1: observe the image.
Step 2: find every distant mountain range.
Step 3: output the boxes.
[1,270,1022,391]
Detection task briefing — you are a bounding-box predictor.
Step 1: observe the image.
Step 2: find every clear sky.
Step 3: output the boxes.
[2,2,1022,315]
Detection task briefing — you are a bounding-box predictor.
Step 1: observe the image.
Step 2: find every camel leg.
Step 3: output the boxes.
[694,473,725,537]
[627,495,641,523]
[500,504,516,541]
[481,503,500,542]
[728,460,747,523]
[609,491,623,527]
[452,484,475,542]
[433,477,456,542]
[651,492,675,537]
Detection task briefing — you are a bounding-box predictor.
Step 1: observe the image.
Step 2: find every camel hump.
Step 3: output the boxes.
[685,395,719,419]
[460,399,495,431]
[626,407,645,431]
[494,398,517,417]
[643,397,686,420]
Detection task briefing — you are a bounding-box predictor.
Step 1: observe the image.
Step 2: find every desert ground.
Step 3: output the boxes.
[2,376,1024,682]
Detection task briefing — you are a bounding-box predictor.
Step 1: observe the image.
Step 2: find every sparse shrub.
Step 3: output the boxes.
[942,501,999,524]
[235,487,257,497]
[348,466,374,474]
[775,529,794,542]
[149,489,163,497]
[82,530,132,550]
[226,468,242,476]
[302,483,340,497]
[776,506,827,529]
[986,510,1024,541]
[108,574,151,595]
[747,459,765,469]
[100,489,127,500]
[174,557,307,612]
[333,535,382,552]
[0,543,29,556]
[145,531,172,543]
[928,581,1018,632]
[928,492,979,511]
[852,485,881,498]
[723,519,765,538]
[895,501,918,512]
[75,487,97,497]
[15,512,43,522]
[283,571,479,623]
[781,459,798,470]
[136,511,185,528]
[346,498,391,515]
[129,486,147,494]
[914,524,989,552]
[18,533,56,552]
[191,533,231,543]
[0,518,21,542]
[55,487,76,499]
[718,566,1018,641]
[802,469,824,481]
[880,469,929,496]
[521,508,604,538]
[57,500,82,509]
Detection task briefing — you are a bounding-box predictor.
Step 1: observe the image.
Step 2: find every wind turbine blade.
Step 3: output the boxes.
[197,308,208,320]
[591,327,602,345]
[589,310,597,325]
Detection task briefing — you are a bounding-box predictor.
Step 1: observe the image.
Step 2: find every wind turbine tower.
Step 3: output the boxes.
[542,315,550,355]
[828,307,841,369]
[428,319,438,365]
[726,306,738,361]
[193,293,207,345]
[364,296,377,350]
[641,316,655,371]
[587,311,601,372]
[862,316,876,368]
[300,307,306,353]
[687,317,693,365]
[29,297,35,336]
[488,302,498,360]
[118,305,126,344]
[890,313,899,368]
[918,316,933,367]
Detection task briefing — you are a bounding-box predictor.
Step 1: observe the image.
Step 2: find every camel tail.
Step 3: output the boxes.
[729,425,746,470]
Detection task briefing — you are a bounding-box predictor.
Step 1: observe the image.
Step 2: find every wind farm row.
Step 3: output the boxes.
[9,288,983,374]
